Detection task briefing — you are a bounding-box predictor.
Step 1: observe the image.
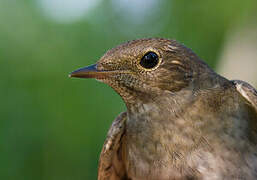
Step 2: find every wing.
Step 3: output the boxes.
[232,80,257,111]
[98,112,127,180]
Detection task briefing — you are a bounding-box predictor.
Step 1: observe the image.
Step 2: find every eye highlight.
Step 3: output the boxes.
[140,52,159,69]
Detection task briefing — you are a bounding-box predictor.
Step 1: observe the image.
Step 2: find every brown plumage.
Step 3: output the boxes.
[70,38,257,180]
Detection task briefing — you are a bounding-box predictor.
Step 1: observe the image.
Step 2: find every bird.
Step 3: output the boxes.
[70,38,257,180]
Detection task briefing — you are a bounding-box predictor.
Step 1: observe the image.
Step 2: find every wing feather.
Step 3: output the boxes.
[98,112,127,180]
[232,80,257,111]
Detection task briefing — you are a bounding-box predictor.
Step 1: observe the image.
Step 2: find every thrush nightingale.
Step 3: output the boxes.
[70,38,257,180]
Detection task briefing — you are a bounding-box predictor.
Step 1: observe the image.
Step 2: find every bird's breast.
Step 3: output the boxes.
[122,96,257,179]
[124,102,204,179]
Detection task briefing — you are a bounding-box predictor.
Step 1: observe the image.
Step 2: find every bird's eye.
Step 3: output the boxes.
[140,52,159,69]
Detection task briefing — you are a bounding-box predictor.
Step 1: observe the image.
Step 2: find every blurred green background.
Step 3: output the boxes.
[0,0,256,179]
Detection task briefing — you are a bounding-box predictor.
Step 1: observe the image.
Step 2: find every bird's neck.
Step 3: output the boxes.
[125,88,196,140]
[126,89,193,117]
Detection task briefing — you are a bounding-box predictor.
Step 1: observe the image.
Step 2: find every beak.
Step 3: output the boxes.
[69,64,106,79]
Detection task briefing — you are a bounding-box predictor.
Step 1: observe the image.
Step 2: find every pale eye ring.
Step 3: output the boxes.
[140,52,159,69]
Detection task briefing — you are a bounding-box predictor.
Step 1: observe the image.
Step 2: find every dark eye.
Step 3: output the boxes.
[140,52,159,69]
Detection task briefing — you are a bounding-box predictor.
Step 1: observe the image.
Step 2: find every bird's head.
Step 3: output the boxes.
[70,38,213,104]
